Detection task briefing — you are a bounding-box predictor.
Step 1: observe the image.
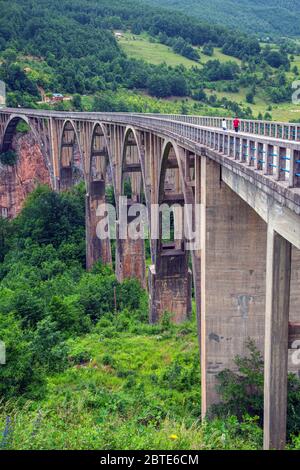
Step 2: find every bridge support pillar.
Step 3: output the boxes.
[149,252,192,324]
[200,157,267,415]
[60,167,72,191]
[116,234,146,288]
[86,180,112,270]
[263,228,291,450]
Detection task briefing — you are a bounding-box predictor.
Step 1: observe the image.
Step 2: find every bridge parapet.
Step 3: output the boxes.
[141,113,300,141]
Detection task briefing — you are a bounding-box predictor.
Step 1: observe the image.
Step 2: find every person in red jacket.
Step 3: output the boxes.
[233,117,240,132]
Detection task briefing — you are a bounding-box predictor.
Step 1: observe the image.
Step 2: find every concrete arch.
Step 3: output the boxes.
[116,126,149,287]
[59,119,84,190]
[89,122,113,181]
[86,122,115,270]
[158,139,183,201]
[0,114,53,218]
[149,139,194,324]
[1,114,54,187]
[120,126,148,205]
[157,139,192,252]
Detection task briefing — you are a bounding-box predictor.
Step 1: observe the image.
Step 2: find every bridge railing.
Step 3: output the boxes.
[1,108,300,191]
[139,114,300,142]
[110,113,300,190]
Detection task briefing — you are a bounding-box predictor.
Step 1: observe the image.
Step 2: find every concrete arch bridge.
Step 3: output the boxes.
[1,108,300,449]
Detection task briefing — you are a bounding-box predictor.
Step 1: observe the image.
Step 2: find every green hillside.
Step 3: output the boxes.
[144,0,300,37]
[1,0,299,121]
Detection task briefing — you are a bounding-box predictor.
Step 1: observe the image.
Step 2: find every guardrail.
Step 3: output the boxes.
[1,109,300,190]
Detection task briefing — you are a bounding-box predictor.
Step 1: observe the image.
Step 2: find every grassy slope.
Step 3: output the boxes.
[118,33,241,68]
[119,33,199,68]
[118,34,300,121]
[0,311,263,450]
[81,90,229,117]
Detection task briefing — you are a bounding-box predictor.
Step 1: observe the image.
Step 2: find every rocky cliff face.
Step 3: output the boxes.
[0,131,51,218]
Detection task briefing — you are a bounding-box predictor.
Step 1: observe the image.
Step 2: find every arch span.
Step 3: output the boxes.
[115,126,149,288]
[59,120,84,191]
[149,139,196,324]
[1,114,53,184]
[86,122,114,270]
[0,115,52,218]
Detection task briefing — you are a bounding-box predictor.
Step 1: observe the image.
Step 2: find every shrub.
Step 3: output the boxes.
[102,354,115,368]
[0,313,44,399]
[0,150,17,166]
[31,318,69,373]
[210,340,300,439]
[116,279,147,312]
[78,273,117,321]
[47,295,91,336]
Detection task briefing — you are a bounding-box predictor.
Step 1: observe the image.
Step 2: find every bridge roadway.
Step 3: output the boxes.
[0,108,300,449]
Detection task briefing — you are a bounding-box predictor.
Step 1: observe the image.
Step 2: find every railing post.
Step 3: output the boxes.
[290,148,300,188]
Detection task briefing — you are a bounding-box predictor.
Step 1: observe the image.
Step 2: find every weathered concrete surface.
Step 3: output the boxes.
[264,229,291,450]
[86,180,112,270]
[201,157,267,414]
[116,235,146,288]
[221,165,300,250]
[0,131,50,218]
[149,253,192,324]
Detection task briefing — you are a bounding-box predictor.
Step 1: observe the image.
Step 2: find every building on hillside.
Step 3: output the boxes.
[52,93,64,102]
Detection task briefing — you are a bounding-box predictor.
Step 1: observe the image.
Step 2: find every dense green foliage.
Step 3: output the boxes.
[0,185,147,400]
[0,312,265,450]
[211,340,300,441]
[146,0,300,37]
[0,0,297,123]
[0,184,264,450]
[0,0,294,120]
[0,150,17,166]
[0,185,300,450]
[0,0,299,118]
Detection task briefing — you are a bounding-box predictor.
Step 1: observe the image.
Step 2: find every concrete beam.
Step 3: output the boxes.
[222,166,300,250]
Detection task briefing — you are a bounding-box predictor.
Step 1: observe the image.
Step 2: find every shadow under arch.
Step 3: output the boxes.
[1,114,54,186]
[59,119,84,191]
[0,114,53,218]
[149,138,196,324]
[85,121,115,270]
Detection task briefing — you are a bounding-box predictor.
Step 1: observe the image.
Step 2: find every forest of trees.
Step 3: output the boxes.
[0,0,293,117]
[146,0,300,37]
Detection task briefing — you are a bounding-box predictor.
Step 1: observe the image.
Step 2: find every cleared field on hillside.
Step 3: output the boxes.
[119,33,242,69]
[200,48,241,66]
[118,33,199,68]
